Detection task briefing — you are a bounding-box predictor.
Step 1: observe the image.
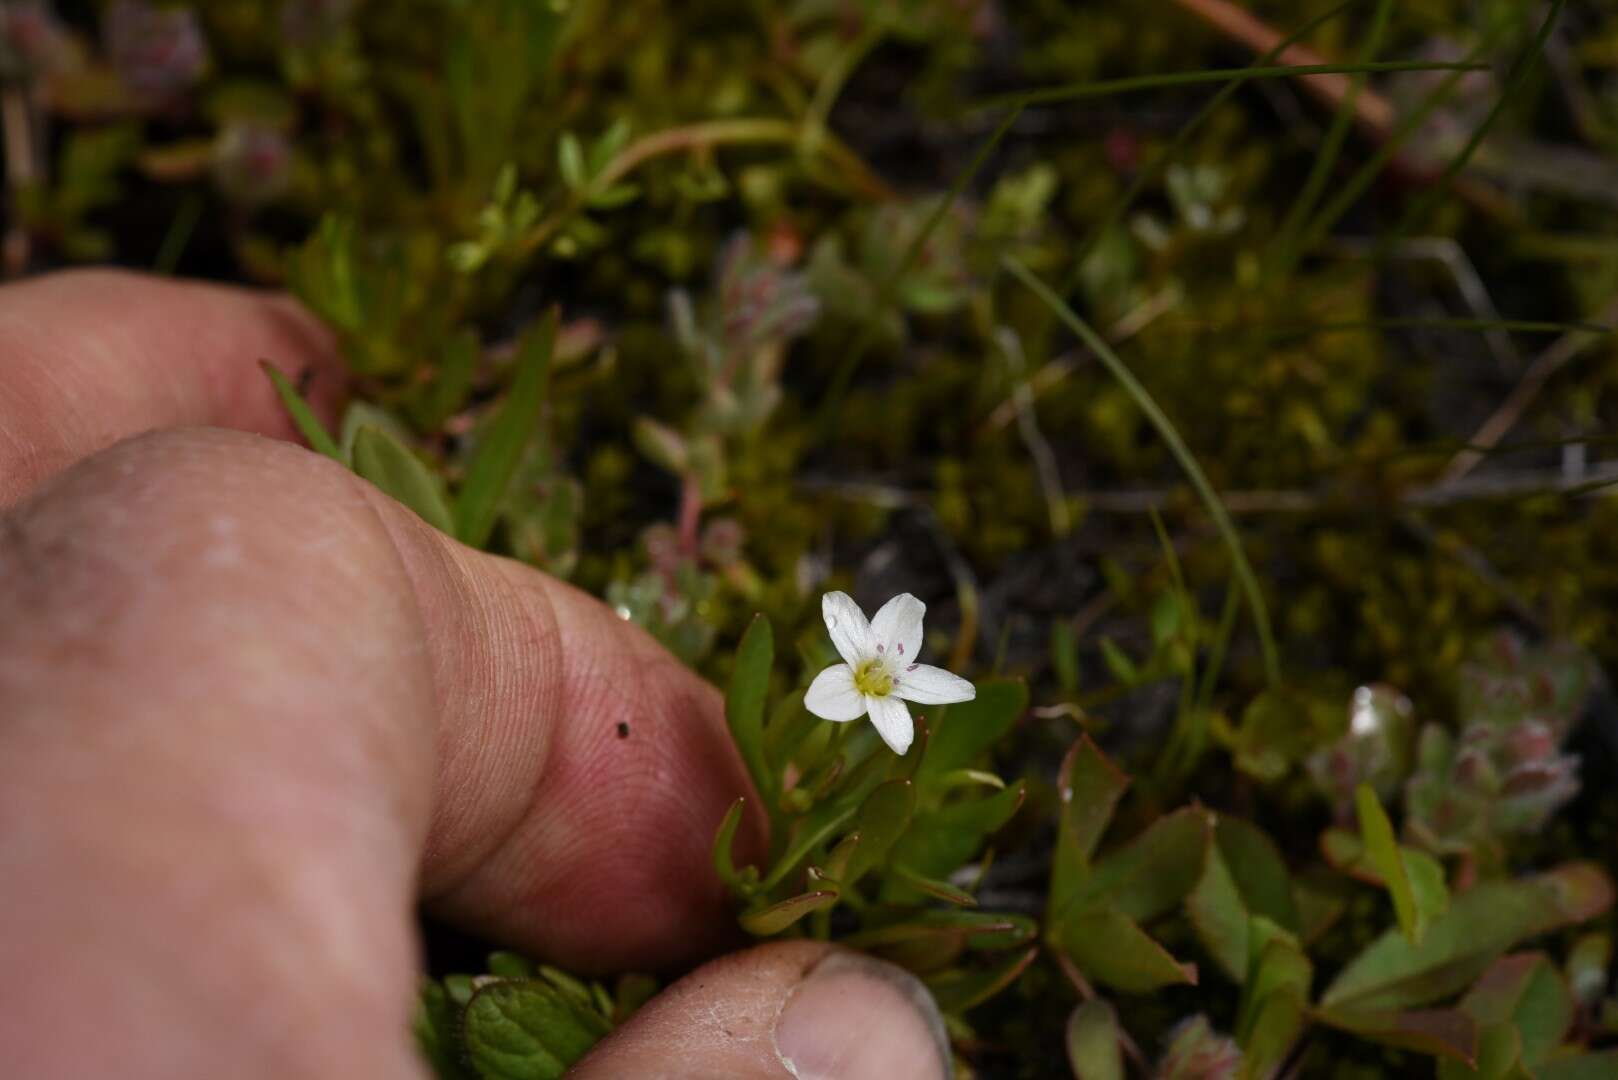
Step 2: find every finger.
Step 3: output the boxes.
[0,269,342,506]
[0,428,764,1076]
[569,942,952,1080]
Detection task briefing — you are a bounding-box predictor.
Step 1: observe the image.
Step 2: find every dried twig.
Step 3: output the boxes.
[1441,294,1618,484]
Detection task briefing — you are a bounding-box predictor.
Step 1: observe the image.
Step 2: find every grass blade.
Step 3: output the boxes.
[260,361,343,462]
[455,309,557,549]
[1003,256,1280,687]
[1269,0,1394,281]
[976,61,1489,111]
[1379,0,1567,257]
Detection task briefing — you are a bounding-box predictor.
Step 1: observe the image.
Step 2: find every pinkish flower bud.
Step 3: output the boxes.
[1502,720,1557,765]
[212,122,292,206]
[0,0,69,80]
[104,0,208,103]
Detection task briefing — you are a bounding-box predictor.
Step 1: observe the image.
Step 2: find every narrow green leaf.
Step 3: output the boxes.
[462,979,610,1080]
[1004,257,1280,686]
[486,952,536,980]
[1054,907,1197,994]
[926,947,1039,1015]
[1065,999,1125,1080]
[726,614,775,803]
[261,361,342,462]
[916,678,1027,786]
[739,890,837,935]
[842,779,917,889]
[843,911,1038,956]
[711,796,750,895]
[892,864,977,906]
[886,780,1025,895]
[352,425,456,533]
[456,311,556,549]
[1357,784,1422,944]
[419,328,481,430]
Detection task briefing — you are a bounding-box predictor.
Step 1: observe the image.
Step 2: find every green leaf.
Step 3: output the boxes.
[916,678,1027,787]
[1237,920,1312,1071]
[1322,864,1614,1012]
[486,952,536,980]
[712,796,751,895]
[462,979,611,1080]
[844,910,1039,953]
[726,614,775,803]
[1065,999,1125,1080]
[1436,1022,1524,1080]
[738,890,838,935]
[842,779,917,889]
[352,425,456,533]
[1458,953,1574,1068]
[1537,1052,1618,1080]
[926,947,1039,1014]
[1073,807,1212,923]
[886,781,1026,895]
[1239,990,1307,1080]
[1314,1007,1480,1065]
[261,361,342,462]
[1051,737,1130,917]
[413,979,471,1080]
[1187,815,1301,980]
[419,328,481,430]
[892,864,977,906]
[1054,907,1197,994]
[456,311,556,549]
[1357,784,1424,944]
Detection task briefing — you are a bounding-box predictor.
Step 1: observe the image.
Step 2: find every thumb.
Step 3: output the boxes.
[569,942,953,1080]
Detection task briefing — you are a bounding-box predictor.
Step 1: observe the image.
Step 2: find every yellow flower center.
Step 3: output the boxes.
[853,657,894,697]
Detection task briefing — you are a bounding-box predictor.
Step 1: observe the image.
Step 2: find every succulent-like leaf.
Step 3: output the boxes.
[1065,999,1125,1080]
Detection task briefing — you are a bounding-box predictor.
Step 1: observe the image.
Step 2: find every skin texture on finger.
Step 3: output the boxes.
[0,269,342,507]
[569,942,953,1080]
[0,428,761,1076]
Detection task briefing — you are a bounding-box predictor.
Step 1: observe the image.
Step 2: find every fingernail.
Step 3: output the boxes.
[774,950,952,1080]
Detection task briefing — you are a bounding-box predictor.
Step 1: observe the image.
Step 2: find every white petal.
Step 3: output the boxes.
[865,694,914,755]
[804,664,866,722]
[896,663,976,705]
[821,591,874,666]
[870,592,925,662]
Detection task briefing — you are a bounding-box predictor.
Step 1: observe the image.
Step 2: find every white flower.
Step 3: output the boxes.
[804,591,976,755]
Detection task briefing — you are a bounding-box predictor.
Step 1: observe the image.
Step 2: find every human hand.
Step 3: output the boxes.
[0,271,952,1078]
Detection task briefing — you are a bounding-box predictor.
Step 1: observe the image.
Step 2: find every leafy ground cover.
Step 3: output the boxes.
[6,0,1618,1075]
